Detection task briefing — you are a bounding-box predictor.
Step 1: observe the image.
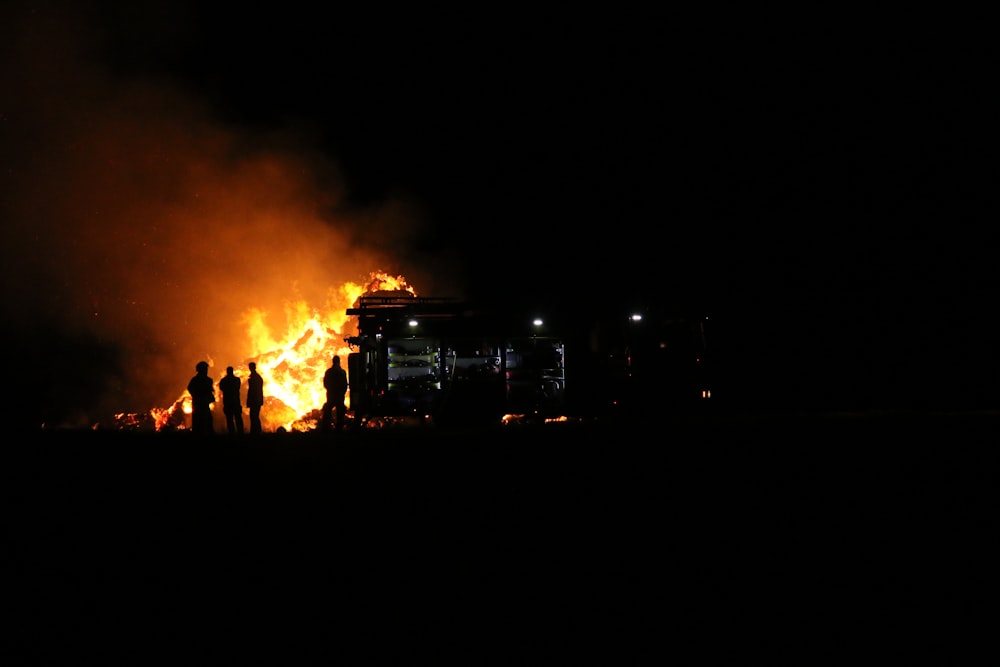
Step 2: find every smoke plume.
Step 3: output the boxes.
[1,3,456,428]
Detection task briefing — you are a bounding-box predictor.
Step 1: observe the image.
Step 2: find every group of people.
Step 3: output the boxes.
[186,360,265,435]
[186,355,348,435]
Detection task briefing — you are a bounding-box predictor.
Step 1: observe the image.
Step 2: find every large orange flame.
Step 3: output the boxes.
[120,271,416,432]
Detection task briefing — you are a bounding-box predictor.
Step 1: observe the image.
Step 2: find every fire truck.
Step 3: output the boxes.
[344,293,567,426]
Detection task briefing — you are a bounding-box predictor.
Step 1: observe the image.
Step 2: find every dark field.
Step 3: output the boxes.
[4,412,998,663]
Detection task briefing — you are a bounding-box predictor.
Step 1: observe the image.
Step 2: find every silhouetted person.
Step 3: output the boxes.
[322,354,349,432]
[246,361,264,434]
[187,361,215,435]
[218,365,244,435]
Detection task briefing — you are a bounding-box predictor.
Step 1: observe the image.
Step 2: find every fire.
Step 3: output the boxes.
[116,271,417,433]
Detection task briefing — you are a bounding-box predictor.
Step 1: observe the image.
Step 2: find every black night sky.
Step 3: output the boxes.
[2,3,997,424]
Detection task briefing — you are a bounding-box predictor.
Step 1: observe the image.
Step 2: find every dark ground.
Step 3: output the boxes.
[3,412,998,663]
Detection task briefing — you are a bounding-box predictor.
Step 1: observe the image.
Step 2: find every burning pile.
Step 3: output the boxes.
[115,271,416,433]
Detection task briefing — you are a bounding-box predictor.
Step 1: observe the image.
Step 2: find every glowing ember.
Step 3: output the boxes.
[116,271,417,433]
